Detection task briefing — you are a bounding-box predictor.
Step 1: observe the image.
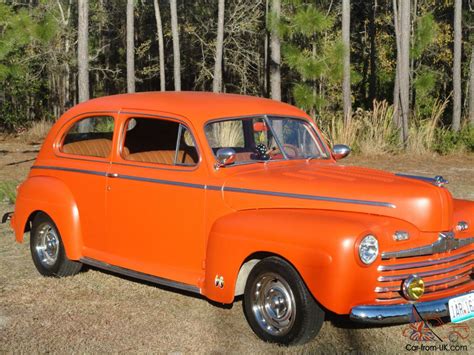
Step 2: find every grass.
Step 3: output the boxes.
[318,98,473,156]
[320,100,397,155]
[24,119,53,144]
[0,181,17,204]
[406,98,448,155]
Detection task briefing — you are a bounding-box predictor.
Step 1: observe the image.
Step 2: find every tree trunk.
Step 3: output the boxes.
[153,0,166,91]
[452,0,462,131]
[368,0,377,105]
[212,0,225,93]
[170,0,181,91]
[77,0,89,103]
[392,0,401,129]
[126,0,135,93]
[398,0,410,145]
[469,47,474,126]
[342,0,351,124]
[269,0,281,101]
[264,0,270,97]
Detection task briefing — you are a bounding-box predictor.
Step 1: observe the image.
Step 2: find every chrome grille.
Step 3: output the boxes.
[375,233,474,302]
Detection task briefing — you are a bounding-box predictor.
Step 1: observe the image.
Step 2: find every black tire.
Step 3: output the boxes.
[30,213,82,277]
[243,257,324,345]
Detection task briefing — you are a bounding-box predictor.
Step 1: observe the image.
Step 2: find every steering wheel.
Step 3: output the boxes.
[270,144,299,159]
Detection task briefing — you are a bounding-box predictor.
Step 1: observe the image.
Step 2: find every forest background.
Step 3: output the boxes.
[1,0,473,155]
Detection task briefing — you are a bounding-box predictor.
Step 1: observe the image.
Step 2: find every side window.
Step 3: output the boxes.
[122,117,198,166]
[61,116,115,158]
[205,120,244,149]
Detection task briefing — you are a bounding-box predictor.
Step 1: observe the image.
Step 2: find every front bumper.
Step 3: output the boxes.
[350,291,473,324]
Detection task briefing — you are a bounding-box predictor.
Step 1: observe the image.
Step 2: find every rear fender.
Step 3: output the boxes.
[13,176,83,260]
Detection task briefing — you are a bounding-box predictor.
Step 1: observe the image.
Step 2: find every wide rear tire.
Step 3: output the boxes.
[30,213,82,277]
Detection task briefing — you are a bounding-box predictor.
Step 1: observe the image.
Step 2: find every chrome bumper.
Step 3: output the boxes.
[350,291,473,324]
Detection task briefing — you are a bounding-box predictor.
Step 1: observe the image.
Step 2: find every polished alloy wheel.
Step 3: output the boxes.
[34,223,59,267]
[251,272,296,336]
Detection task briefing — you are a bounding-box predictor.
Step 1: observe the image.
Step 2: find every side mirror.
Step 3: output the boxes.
[215,148,236,168]
[332,144,351,160]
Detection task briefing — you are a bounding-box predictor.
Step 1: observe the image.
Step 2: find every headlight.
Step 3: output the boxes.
[358,234,379,265]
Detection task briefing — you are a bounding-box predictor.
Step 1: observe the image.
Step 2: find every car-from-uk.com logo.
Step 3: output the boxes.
[403,305,470,352]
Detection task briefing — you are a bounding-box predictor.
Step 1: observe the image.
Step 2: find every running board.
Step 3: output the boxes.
[80,257,200,294]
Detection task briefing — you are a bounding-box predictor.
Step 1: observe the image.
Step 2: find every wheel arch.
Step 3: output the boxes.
[13,176,83,260]
[234,252,303,297]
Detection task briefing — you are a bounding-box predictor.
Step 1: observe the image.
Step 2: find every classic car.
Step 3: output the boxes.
[2,92,473,345]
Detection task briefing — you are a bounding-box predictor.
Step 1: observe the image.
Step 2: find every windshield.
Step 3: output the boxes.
[205,116,329,164]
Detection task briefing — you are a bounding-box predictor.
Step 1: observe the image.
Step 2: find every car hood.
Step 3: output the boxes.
[221,161,453,232]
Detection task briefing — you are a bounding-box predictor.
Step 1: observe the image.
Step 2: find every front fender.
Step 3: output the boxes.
[203,209,386,313]
[13,176,83,260]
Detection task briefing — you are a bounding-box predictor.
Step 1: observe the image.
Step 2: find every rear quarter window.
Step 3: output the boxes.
[61,116,115,158]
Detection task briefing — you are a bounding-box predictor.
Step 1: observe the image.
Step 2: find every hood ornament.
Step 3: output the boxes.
[395,173,448,187]
[434,175,448,187]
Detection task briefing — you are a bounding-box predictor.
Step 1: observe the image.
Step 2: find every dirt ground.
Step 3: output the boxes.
[0,136,473,353]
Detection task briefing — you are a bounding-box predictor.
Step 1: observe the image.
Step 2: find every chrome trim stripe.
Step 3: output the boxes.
[351,291,474,324]
[382,232,474,259]
[377,259,473,282]
[32,165,107,177]
[80,257,200,294]
[425,276,472,291]
[31,165,396,208]
[375,270,472,293]
[116,173,206,190]
[378,250,474,271]
[375,285,400,293]
[223,186,396,208]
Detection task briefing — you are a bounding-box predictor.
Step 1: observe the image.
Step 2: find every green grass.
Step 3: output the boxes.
[0,181,17,205]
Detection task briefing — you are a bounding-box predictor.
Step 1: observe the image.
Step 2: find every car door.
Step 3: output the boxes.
[104,113,206,287]
[55,114,116,257]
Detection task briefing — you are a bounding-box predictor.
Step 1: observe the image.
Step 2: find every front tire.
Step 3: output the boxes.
[30,213,82,277]
[243,257,324,345]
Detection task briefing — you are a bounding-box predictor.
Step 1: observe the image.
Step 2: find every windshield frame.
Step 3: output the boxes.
[204,114,331,166]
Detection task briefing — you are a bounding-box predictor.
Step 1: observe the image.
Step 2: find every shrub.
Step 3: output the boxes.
[434,124,474,155]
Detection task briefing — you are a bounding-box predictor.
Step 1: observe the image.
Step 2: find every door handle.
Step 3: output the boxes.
[107,173,119,178]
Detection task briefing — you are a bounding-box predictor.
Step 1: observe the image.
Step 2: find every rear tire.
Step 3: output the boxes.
[243,257,324,345]
[30,213,82,277]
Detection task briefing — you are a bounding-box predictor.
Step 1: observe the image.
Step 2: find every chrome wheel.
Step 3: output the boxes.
[251,272,296,336]
[34,223,59,267]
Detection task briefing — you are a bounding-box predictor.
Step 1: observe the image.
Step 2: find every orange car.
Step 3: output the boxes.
[3,92,473,345]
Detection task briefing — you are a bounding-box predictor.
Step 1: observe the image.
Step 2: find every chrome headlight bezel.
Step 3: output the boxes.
[358,234,379,265]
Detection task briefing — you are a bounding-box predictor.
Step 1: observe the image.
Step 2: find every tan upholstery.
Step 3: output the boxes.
[62,139,113,158]
[125,150,197,165]
[234,152,252,162]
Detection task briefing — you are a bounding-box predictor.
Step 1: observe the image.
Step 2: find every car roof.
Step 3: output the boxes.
[63,91,309,125]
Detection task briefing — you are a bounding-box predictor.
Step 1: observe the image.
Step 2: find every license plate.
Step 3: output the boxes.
[449,293,474,323]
